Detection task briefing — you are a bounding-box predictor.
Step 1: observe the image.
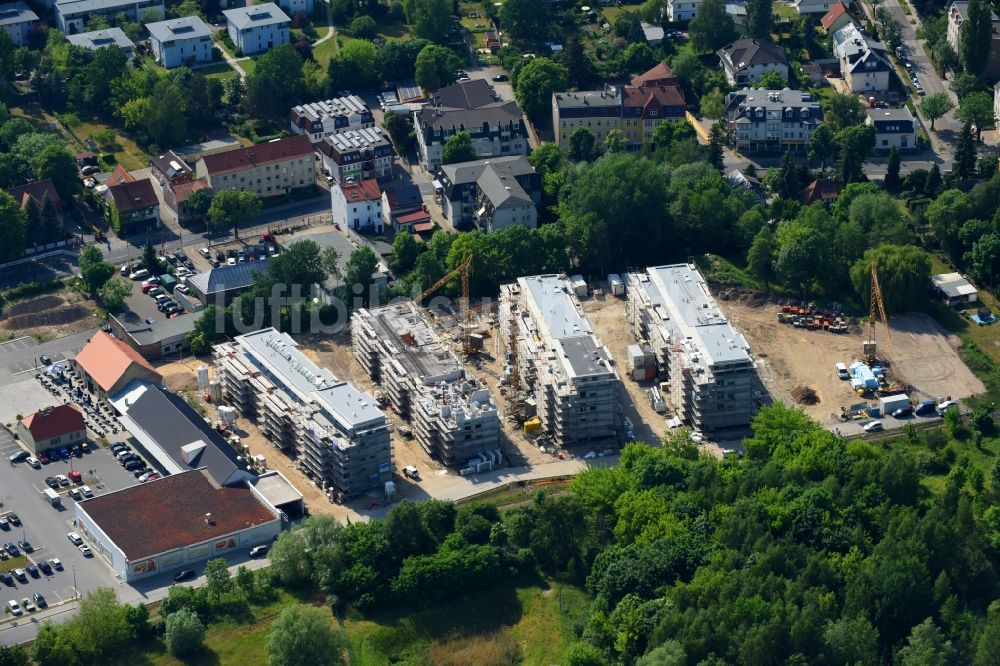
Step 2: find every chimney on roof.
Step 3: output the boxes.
[205,512,215,525]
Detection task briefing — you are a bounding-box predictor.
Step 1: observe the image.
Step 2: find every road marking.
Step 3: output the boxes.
[0,337,35,353]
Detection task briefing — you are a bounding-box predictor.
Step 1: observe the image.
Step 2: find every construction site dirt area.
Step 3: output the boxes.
[718,298,985,425]
[0,292,101,336]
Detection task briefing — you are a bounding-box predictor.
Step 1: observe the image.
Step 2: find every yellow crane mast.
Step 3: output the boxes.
[864,261,894,364]
[417,255,475,356]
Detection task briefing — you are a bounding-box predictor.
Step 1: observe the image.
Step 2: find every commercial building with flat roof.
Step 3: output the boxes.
[74,469,281,582]
[499,275,623,447]
[213,328,391,500]
[625,264,759,435]
[353,301,501,468]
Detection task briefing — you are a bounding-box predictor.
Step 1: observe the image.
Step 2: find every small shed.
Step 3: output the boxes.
[569,274,587,298]
[930,272,978,306]
[607,273,624,296]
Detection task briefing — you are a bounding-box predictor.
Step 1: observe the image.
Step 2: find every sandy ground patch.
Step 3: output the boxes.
[0,375,62,427]
[0,292,103,338]
[883,313,985,401]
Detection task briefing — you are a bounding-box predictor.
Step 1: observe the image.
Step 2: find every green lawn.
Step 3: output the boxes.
[199,62,239,82]
[127,581,588,666]
[239,58,257,76]
[773,0,799,20]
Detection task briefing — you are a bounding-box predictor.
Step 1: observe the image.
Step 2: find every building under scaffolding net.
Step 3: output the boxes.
[499,274,623,447]
[213,328,391,500]
[352,301,501,470]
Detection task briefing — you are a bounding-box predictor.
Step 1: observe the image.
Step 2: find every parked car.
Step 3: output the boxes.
[33,592,47,608]
[67,532,83,545]
[129,268,150,280]
[936,399,959,414]
[81,485,93,498]
[78,544,92,557]
[7,600,22,616]
[27,457,40,468]
[0,517,7,530]
[26,565,38,578]
[5,543,21,557]
[11,567,25,581]
[7,450,28,463]
[17,540,32,553]
[492,74,509,81]
[55,474,70,486]
[249,545,269,558]
[125,460,145,472]
[20,596,35,612]
[7,514,18,527]
[173,569,196,582]
[138,471,157,483]
[199,248,211,258]
[37,560,52,576]
[0,573,12,586]
[862,420,883,433]
[44,476,59,489]
[68,488,82,500]
[50,558,63,570]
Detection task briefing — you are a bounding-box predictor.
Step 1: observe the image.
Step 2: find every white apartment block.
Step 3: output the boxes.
[55,0,163,34]
[147,16,213,68]
[331,178,383,233]
[213,328,392,500]
[666,0,701,20]
[725,88,823,153]
[195,135,315,199]
[0,2,38,46]
[289,96,375,143]
[223,2,289,55]
[499,275,623,448]
[352,301,502,469]
[625,264,759,435]
[65,27,134,56]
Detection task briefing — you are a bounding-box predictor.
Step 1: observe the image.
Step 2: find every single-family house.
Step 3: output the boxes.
[866,107,917,151]
[792,0,842,13]
[821,1,852,32]
[5,180,62,222]
[381,184,428,232]
[17,405,86,455]
[800,178,842,205]
[0,2,37,46]
[718,39,790,86]
[223,2,289,55]
[834,23,893,92]
[666,0,701,20]
[725,168,766,204]
[150,151,194,189]
[332,179,383,233]
[147,16,213,68]
[164,178,209,223]
[105,177,160,236]
[66,27,134,56]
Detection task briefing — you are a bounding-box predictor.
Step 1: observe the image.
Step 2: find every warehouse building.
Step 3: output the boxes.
[499,275,623,447]
[625,264,758,435]
[352,302,501,468]
[74,469,281,582]
[213,328,391,500]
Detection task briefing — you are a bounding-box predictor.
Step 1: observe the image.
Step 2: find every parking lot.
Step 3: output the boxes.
[0,337,72,378]
[0,378,61,427]
[0,438,141,622]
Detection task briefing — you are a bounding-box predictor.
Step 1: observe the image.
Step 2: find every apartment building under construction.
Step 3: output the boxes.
[625,264,758,435]
[499,274,622,447]
[213,328,391,499]
[352,301,501,469]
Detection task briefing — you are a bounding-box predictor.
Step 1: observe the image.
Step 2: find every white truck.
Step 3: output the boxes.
[43,488,61,507]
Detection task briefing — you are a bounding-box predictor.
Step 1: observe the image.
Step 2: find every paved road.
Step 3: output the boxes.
[0,330,97,382]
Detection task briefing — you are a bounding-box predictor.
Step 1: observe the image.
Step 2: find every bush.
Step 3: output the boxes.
[164,608,205,657]
[350,15,377,39]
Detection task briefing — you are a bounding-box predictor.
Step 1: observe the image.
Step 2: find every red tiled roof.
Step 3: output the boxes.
[341,178,381,203]
[631,62,679,88]
[22,404,85,442]
[622,85,687,115]
[800,178,842,205]
[412,221,435,232]
[201,135,313,176]
[75,330,161,392]
[171,178,208,204]
[108,165,136,186]
[77,469,277,560]
[821,1,848,29]
[109,178,159,213]
[395,210,431,225]
[4,180,62,211]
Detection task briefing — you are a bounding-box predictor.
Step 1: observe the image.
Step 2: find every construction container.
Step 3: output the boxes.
[569,274,588,298]
[879,393,910,416]
[649,387,666,413]
[627,344,645,370]
[608,274,625,296]
[849,362,879,390]
[197,366,209,391]
[523,417,542,433]
[468,333,484,350]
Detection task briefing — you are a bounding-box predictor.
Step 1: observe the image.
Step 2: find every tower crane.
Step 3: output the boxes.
[864,260,894,364]
[417,255,476,356]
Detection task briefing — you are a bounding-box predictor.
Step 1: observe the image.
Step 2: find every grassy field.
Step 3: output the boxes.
[123,580,588,666]
[239,58,257,76]
[773,0,799,21]
[457,479,573,510]
[199,62,240,82]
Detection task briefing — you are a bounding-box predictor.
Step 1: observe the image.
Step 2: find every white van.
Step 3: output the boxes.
[836,363,849,379]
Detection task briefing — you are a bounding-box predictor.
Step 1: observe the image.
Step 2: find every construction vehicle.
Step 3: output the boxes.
[417,254,476,356]
[864,261,894,364]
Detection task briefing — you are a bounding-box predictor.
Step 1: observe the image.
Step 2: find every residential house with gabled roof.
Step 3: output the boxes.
[0,2,37,46]
[5,179,62,218]
[381,184,428,232]
[437,155,540,233]
[791,0,844,13]
[415,79,529,170]
[66,27,134,56]
[665,0,701,20]
[17,404,86,455]
[105,177,160,235]
[821,0,852,32]
[195,135,315,199]
[316,128,395,184]
[223,2,289,55]
[718,39,790,86]
[800,178,842,205]
[331,178,383,233]
[73,330,164,399]
[834,23,893,92]
[147,16,214,68]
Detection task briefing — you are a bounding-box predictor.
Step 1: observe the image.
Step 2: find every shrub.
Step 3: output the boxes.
[164,608,205,657]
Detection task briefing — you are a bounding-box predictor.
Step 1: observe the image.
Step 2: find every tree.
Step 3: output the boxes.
[605,129,627,154]
[707,123,725,171]
[405,0,451,43]
[560,36,597,89]
[0,191,26,262]
[689,0,736,52]
[383,111,415,153]
[98,277,132,311]
[849,244,931,313]
[920,92,955,130]
[636,642,687,666]
[204,557,232,600]
[164,608,205,658]
[321,246,341,283]
[390,232,420,272]
[825,93,866,131]
[955,120,978,178]
[898,618,957,666]
[757,69,787,89]
[747,226,777,290]
[777,150,799,199]
[79,245,115,295]
[208,189,261,239]
[622,43,657,75]
[34,146,78,200]
[699,87,725,119]
[344,246,380,308]
[144,78,187,148]
[808,123,836,169]
[967,233,1000,286]
[885,145,902,192]
[957,90,992,140]
[569,127,596,162]
[184,188,212,222]
[414,44,461,92]
[746,0,773,40]
[836,124,876,184]
[499,0,551,39]
[267,605,348,666]
[142,240,159,274]
[327,40,378,97]
[349,15,377,39]
[961,0,993,74]
[950,71,983,100]
[514,57,568,121]
[440,131,476,165]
